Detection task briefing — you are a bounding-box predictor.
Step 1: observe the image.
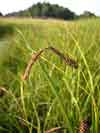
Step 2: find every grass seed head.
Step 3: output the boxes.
[49,46,78,68]
[22,46,78,80]
[79,118,91,133]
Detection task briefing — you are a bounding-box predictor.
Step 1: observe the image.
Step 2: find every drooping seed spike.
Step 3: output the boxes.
[22,46,78,80]
[49,46,78,68]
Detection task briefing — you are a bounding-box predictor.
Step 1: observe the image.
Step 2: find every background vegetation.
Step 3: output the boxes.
[1,2,96,20]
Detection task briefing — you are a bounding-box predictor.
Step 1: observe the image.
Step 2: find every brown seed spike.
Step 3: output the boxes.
[79,119,90,133]
[22,46,78,80]
[49,46,78,69]
[22,49,45,80]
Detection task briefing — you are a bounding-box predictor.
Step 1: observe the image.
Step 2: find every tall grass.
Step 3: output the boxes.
[0,18,100,133]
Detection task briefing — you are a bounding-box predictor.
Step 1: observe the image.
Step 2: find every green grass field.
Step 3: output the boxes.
[0,18,100,133]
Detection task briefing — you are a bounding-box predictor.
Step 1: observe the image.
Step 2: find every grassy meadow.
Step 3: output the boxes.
[0,18,100,133]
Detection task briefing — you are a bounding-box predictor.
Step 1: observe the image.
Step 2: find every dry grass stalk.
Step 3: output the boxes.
[0,87,5,97]
[22,47,78,80]
[79,119,90,133]
[45,127,66,133]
